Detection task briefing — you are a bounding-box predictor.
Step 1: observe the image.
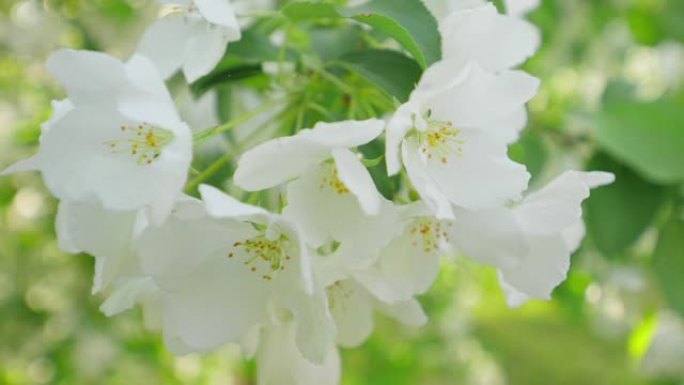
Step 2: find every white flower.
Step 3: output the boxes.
[234,119,389,249]
[135,186,335,362]
[440,3,541,72]
[137,0,241,82]
[56,200,147,294]
[450,171,615,306]
[254,320,340,385]
[348,203,447,303]
[326,279,427,348]
[386,61,539,218]
[2,50,193,224]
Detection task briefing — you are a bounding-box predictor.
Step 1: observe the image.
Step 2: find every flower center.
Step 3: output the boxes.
[415,111,464,164]
[105,123,174,166]
[229,232,292,281]
[319,163,350,195]
[408,217,450,253]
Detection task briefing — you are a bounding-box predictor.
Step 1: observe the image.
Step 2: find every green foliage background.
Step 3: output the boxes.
[1,0,683,384]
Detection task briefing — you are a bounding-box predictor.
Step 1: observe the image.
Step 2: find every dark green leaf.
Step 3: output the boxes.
[653,213,684,316]
[310,25,365,62]
[585,153,665,258]
[593,101,684,184]
[342,0,441,68]
[336,50,422,102]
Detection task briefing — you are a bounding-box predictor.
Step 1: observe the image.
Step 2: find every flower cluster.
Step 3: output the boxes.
[3,0,614,383]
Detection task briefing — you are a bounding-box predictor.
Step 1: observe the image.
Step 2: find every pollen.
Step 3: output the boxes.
[105,123,174,166]
[416,113,464,164]
[409,217,451,254]
[228,233,292,281]
[319,163,350,195]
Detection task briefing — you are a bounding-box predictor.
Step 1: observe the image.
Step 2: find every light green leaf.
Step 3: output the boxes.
[585,153,665,258]
[336,50,422,102]
[342,0,441,68]
[594,101,684,184]
[653,213,684,316]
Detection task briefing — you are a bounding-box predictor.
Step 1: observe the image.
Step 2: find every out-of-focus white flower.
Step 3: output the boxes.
[137,0,241,82]
[235,119,389,248]
[440,3,540,72]
[504,0,541,17]
[386,61,538,218]
[255,320,340,385]
[135,187,335,362]
[2,50,192,224]
[451,171,615,306]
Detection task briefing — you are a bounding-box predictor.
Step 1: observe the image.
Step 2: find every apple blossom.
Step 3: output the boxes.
[137,0,241,82]
[2,50,192,224]
[386,60,539,218]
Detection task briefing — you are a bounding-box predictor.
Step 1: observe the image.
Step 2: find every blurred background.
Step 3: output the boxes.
[1,0,684,384]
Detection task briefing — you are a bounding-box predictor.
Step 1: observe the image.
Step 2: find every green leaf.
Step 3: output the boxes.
[309,25,365,62]
[508,132,547,183]
[585,153,665,258]
[282,0,441,68]
[653,213,684,316]
[281,2,340,22]
[342,0,441,68]
[594,101,684,184]
[336,50,422,102]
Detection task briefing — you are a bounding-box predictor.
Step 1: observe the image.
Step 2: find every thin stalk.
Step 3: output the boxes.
[192,98,286,145]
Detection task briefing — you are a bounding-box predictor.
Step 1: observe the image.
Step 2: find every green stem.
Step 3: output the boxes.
[184,151,235,193]
[192,99,286,145]
[184,110,285,193]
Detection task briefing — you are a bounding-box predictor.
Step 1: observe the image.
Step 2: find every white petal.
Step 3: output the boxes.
[562,220,586,253]
[136,14,191,79]
[273,280,336,363]
[329,280,375,348]
[385,103,417,176]
[505,0,541,16]
[301,119,385,148]
[38,105,191,220]
[478,107,528,144]
[424,129,530,210]
[283,165,401,254]
[353,233,440,303]
[234,136,329,191]
[377,298,428,327]
[441,4,541,71]
[498,234,570,304]
[257,321,340,385]
[449,207,528,269]
[194,0,241,35]
[56,200,139,293]
[46,49,127,105]
[428,64,539,129]
[160,258,269,351]
[136,205,253,282]
[402,139,454,219]
[100,277,158,316]
[199,184,270,219]
[332,147,380,215]
[121,54,182,128]
[182,24,230,82]
[514,171,615,235]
